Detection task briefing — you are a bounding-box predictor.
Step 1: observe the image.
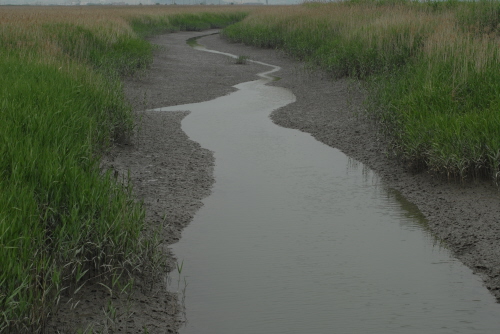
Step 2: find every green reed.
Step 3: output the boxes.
[223,1,500,180]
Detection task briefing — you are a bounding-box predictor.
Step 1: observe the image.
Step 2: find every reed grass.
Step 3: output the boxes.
[223,0,500,180]
[0,6,248,333]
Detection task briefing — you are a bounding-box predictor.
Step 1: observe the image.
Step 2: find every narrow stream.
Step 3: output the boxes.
[154,43,500,333]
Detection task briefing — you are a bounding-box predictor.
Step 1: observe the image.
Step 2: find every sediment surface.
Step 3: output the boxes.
[51,29,500,333]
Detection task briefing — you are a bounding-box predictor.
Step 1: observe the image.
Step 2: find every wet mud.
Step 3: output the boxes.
[49,30,500,333]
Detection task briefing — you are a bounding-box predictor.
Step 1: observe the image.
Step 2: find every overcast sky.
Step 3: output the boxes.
[1,0,303,5]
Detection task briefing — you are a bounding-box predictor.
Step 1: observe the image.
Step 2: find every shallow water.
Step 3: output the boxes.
[154,46,500,333]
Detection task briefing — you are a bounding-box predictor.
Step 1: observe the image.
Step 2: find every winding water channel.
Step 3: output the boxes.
[154,43,500,333]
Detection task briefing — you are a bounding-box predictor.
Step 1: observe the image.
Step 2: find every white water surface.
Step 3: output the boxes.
[153,43,500,334]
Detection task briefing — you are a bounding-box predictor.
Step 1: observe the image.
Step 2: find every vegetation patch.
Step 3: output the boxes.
[223,0,500,181]
[0,6,248,333]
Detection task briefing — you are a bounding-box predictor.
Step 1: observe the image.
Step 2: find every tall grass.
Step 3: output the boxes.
[223,0,500,180]
[0,6,248,333]
[130,11,248,37]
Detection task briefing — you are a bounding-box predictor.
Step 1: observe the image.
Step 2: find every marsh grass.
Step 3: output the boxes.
[223,0,500,180]
[0,5,249,333]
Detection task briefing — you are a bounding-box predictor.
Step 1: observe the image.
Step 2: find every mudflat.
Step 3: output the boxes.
[50,30,500,333]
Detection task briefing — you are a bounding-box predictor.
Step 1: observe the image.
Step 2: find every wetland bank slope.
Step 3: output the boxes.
[6,2,500,331]
[216,0,500,301]
[198,34,500,300]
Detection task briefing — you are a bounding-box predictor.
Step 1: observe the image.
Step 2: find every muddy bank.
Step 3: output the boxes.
[50,29,500,333]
